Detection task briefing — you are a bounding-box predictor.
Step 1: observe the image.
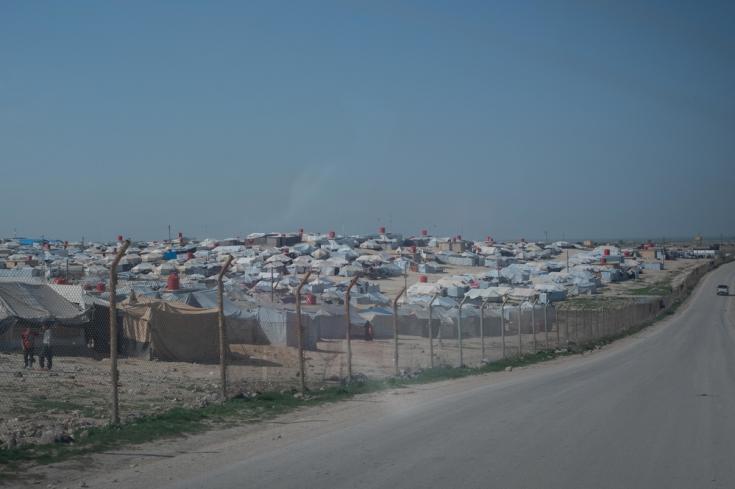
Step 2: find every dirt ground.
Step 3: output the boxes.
[0,256,706,450]
[0,329,555,451]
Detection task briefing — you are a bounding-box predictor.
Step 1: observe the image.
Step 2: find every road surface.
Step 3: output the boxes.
[43,262,735,489]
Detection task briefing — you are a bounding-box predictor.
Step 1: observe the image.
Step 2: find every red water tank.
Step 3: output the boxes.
[624,250,631,257]
[411,245,417,253]
[379,226,386,234]
[166,272,180,290]
[117,235,123,242]
[604,248,611,256]
[421,229,428,236]
[305,293,316,305]
[96,282,106,292]
[328,230,336,239]
[419,275,428,283]
[601,257,607,264]
[52,278,67,285]
[186,251,194,260]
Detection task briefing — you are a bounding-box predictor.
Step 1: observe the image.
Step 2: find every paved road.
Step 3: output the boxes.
[165,262,735,489]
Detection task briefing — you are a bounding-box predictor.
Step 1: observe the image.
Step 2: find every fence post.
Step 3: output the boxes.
[109,239,130,425]
[458,296,468,367]
[393,286,407,376]
[428,294,438,368]
[217,255,234,400]
[544,302,549,350]
[500,297,507,359]
[344,275,360,382]
[295,271,312,394]
[480,299,488,361]
[517,304,522,356]
[531,298,538,353]
[556,306,561,347]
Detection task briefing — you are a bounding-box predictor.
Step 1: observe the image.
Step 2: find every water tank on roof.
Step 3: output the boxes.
[167,272,180,290]
[421,229,428,236]
[96,282,106,292]
[419,275,428,283]
[604,248,611,256]
[379,226,386,234]
[328,231,336,239]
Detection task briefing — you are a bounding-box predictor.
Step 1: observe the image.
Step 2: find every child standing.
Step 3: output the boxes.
[21,327,38,368]
[39,324,53,370]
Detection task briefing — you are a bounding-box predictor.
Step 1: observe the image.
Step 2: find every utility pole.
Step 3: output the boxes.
[168,224,171,242]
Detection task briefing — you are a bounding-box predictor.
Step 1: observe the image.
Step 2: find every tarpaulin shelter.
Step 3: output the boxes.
[0,282,90,351]
[121,299,222,362]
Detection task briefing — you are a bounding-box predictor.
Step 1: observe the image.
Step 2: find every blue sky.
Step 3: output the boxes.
[1,1,733,242]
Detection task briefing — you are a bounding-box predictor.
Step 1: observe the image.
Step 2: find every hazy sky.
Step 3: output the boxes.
[1,1,734,242]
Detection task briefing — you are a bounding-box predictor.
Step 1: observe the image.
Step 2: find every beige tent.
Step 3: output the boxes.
[122,300,220,363]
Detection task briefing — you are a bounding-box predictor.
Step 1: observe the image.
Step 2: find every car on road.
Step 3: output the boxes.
[717,285,729,296]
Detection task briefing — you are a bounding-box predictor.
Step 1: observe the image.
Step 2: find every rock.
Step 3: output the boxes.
[3,435,17,449]
[40,430,58,445]
[293,393,304,400]
[504,366,513,372]
[79,481,89,488]
[14,371,23,378]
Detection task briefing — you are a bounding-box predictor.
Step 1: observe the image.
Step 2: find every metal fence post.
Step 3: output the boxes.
[109,239,130,425]
[480,299,488,361]
[458,296,468,367]
[393,286,407,376]
[428,294,438,368]
[531,298,538,353]
[517,303,523,356]
[295,271,312,394]
[544,302,549,350]
[500,297,507,359]
[345,276,360,382]
[217,255,234,400]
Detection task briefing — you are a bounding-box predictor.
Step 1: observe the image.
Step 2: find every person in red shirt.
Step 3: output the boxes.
[21,327,38,369]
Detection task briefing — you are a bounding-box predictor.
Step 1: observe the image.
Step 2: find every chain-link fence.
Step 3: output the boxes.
[0,253,725,449]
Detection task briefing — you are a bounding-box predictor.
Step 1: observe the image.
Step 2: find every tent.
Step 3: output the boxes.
[121,300,221,362]
[0,282,89,334]
[0,282,91,352]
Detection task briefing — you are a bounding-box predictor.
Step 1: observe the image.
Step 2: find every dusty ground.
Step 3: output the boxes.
[0,329,556,451]
[0,256,706,451]
[4,294,691,489]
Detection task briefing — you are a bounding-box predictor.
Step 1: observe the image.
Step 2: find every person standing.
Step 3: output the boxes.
[39,324,53,370]
[21,327,38,368]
